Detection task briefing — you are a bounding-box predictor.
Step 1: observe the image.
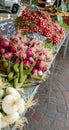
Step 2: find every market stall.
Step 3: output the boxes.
[0,4,69,129]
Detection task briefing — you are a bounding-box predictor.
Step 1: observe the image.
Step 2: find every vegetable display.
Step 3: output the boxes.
[0,77,38,129]
[0,7,67,129]
[15,8,65,45]
[0,32,52,88]
[0,78,26,129]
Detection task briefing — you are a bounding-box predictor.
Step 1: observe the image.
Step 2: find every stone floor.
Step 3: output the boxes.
[24,43,69,130]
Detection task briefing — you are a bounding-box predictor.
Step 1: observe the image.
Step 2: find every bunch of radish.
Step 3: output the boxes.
[0,32,50,87]
[15,8,65,45]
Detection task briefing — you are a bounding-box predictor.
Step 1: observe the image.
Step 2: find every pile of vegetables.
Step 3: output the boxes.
[0,78,26,129]
[15,8,65,45]
[0,32,51,88]
[0,77,38,129]
[0,8,66,129]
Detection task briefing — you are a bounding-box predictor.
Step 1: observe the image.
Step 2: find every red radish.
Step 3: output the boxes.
[9,46,17,53]
[42,67,47,72]
[36,60,41,69]
[26,50,33,57]
[3,52,12,60]
[16,33,22,40]
[29,57,35,64]
[23,59,30,67]
[38,70,43,77]
[24,45,28,51]
[32,68,38,76]
[10,38,18,43]
[13,53,17,58]
[39,53,46,61]
[30,42,35,47]
[1,39,10,48]
[0,48,5,54]
[20,9,65,45]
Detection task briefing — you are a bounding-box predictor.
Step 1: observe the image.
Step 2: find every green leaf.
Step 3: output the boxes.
[31,74,44,81]
[43,40,53,49]
[23,67,33,75]
[22,82,34,88]
[27,22,35,29]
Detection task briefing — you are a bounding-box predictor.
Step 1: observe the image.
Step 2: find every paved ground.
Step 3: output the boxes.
[25,43,69,130]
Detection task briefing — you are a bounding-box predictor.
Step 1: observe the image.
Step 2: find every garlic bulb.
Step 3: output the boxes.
[1,112,19,128]
[2,95,21,114]
[0,89,4,99]
[6,87,21,98]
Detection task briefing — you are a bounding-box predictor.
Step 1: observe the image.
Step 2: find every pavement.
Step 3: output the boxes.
[25,43,69,130]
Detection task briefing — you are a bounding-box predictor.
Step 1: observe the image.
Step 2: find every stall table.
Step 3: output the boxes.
[0,15,69,130]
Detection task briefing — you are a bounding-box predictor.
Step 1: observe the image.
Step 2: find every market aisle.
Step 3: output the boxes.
[25,44,69,130]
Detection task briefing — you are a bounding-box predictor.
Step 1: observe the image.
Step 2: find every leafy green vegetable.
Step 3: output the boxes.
[14,16,26,28]
[31,74,45,81]
[14,17,35,29]
[43,40,53,49]
[60,22,69,31]
[22,82,34,87]
[26,22,35,29]
[23,66,33,75]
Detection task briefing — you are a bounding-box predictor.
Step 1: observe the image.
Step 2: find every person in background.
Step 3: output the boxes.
[37,0,60,7]
[37,0,67,8]
[37,0,46,8]
[61,0,67,11]
[53,0,61,7]
[51,0,67,10]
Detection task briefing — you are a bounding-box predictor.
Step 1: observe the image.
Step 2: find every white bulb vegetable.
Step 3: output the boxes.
[1,112,19,128]
[2,95,21,114]
[1,114,9,128]
[8,112,20,124]
[6,87,21,98]
[0,89,4,99]
[18,98,25,114]
[38,70,43,76]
